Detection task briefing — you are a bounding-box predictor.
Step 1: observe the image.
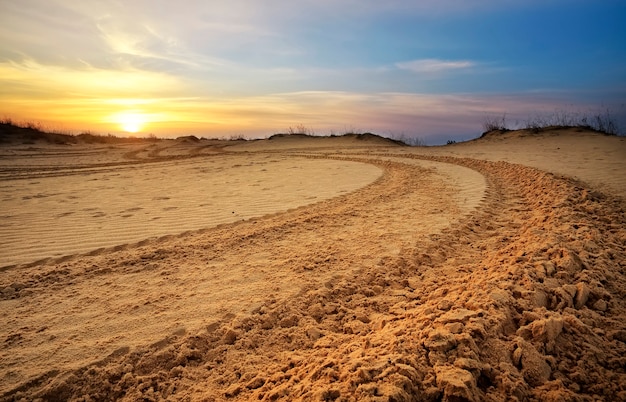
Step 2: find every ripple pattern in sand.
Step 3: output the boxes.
[0,154,382,267]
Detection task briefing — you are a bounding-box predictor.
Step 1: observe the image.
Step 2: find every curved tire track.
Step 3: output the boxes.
[2,153,625,401]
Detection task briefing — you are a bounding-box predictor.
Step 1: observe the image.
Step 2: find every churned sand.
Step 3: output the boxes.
[0,129,625,401]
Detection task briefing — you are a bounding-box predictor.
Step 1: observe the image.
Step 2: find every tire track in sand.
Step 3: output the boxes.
[186,154,623,402]
[0,155,381,268]
[0,155,483,399]
[3,153,624,401]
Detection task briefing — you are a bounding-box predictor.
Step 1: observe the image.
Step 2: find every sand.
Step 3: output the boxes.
[1,129,625,401]
[0,152,382,267]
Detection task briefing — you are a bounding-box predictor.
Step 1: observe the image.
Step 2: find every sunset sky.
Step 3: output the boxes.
[1,0,625,143]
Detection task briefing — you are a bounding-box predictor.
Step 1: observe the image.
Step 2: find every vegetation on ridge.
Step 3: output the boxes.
[482,109,621,136]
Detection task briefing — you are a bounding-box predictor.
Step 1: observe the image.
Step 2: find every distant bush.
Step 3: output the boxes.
[482,109,621,136]
[286,124,315,136]
[526,109,620,135]
[390,133,425,146]
[0,119,156,144]
[228,134,247,141]
[482,114,509,132]
[583,110,620,135]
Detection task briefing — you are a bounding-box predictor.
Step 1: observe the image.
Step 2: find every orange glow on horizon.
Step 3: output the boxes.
[113,111,147,133]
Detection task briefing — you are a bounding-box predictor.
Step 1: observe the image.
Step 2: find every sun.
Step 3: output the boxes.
[116,112,146,133]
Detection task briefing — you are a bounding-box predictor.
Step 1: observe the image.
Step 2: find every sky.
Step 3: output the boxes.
[1,0,625,144]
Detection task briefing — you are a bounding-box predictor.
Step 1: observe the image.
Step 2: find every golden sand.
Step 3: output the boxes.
[1,129,625,401]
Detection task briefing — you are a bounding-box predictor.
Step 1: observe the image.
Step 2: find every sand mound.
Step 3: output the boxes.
[1,130,625,401]
[395,128,626,201]
[234,133,402,152]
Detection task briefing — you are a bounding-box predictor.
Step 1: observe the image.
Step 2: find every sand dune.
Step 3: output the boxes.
[401,128,626,199]
[1,129,625,401]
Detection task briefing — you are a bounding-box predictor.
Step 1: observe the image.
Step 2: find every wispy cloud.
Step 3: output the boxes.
[1,0,623,141]
[1,80,619,142]
[0,59,180,97]
[395,59,475,74]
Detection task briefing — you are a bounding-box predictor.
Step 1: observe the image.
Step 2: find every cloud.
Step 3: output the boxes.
[0,59,181,97]
[128,90,602,138]
[2,1,621,141]
[395,59,475,74]
[2,80,619,141]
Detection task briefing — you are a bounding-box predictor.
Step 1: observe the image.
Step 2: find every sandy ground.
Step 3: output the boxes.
[0,129,625,401]
[0,153,382,267]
